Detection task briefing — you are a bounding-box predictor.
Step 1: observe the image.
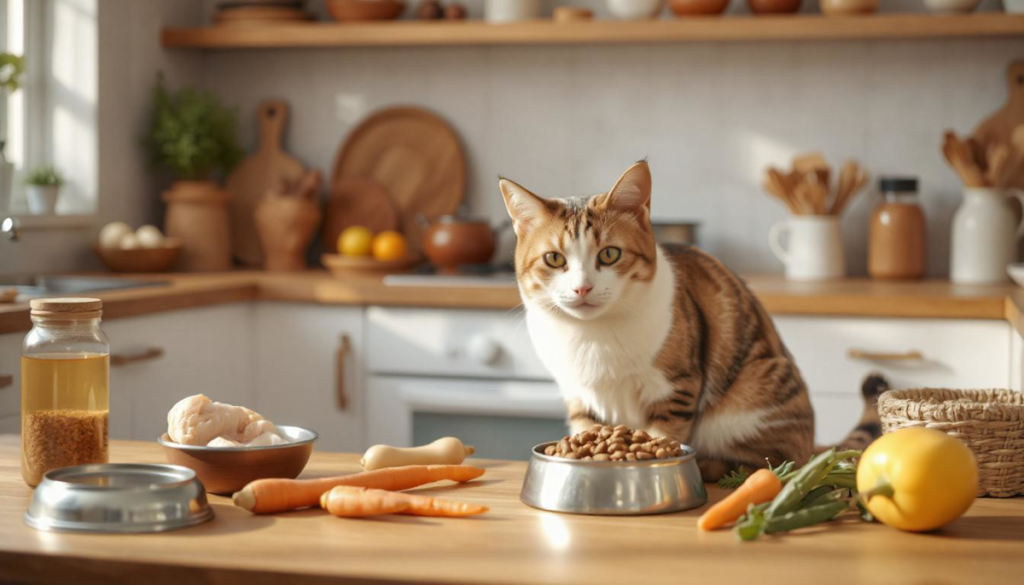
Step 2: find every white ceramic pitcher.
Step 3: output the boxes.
[769,216,846,281]
[950,187,1024,285]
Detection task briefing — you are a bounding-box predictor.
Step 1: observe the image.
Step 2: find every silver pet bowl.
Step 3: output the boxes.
[521,442,707,515]
[25,463,214,533]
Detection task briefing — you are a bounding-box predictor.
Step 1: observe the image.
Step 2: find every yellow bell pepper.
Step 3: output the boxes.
[857,427,978,532]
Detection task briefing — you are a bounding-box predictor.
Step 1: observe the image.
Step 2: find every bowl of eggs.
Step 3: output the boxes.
[94,222,181,273]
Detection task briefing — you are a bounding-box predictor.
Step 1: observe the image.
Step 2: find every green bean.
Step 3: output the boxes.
[804,488,848,508]
[766,449,835,517]
[735,507,766,541]
[764,501,850,534]
[798,485,833,508]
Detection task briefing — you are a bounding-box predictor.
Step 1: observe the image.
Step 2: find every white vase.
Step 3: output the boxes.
[950,187,1024,285]
[485,0,541,23]
[0,161,12,213]
[769,216,847,281]
[26,185,60,215]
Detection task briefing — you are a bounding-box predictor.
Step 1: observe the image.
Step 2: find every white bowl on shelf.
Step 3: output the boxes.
[607,0,665,19]
[922,0,981,13]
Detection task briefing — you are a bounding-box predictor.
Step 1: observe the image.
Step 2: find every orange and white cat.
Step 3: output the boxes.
[500,161,879,478]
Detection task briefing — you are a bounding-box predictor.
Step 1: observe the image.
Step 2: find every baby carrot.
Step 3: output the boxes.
[697,468,783,531]
[320,486,489,518]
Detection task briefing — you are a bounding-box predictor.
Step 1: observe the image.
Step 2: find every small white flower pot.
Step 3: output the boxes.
[26,185,60,215]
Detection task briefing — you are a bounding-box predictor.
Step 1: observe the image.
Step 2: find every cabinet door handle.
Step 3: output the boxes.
[336,334,352,411]
[110,347,165,367]
[847,348,924,362]
[0,374,11,389]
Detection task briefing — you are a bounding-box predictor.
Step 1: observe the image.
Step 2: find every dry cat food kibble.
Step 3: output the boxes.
[544,425,684,462]
[21,410,109,486]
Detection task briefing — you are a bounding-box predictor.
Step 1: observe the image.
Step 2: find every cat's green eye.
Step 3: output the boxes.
[598,247,622,266]
[544,252,566,269]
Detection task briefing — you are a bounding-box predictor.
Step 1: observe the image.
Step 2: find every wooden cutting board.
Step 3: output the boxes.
[226,100,305,266]
[331,107,466,250]
[323,177,399,252]
[973,60,1024,148]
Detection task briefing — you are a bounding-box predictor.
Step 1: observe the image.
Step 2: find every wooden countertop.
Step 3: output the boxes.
[1,271,1023,335]
[0,438,1020,585]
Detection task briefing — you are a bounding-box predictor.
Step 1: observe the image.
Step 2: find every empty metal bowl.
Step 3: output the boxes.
[521,442,707,515]
[158,425,317,495]
[25,463,214,533]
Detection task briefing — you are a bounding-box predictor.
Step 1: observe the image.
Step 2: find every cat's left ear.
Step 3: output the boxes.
[595,161,652,223]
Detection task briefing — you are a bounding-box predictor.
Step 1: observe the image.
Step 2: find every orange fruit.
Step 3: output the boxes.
[372,231,408,262]
[338,226,374,257]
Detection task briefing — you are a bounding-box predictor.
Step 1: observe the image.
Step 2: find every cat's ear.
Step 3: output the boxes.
[500,178,551,238]
[595,161,652,222]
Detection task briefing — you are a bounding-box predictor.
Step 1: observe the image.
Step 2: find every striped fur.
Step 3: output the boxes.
[500,161,879,480]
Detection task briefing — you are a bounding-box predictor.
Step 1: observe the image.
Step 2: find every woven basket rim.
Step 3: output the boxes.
[879,388,1024,423]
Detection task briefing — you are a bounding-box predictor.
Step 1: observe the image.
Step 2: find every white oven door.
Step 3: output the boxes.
[367,377,568,460]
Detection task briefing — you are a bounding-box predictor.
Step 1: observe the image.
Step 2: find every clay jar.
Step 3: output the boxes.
[421,216,496,274]
[669,0,730,15]
[162,181,232,272]
[748,0,801,14]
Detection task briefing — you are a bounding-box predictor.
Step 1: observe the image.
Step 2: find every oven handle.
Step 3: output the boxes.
[400,387,566,419]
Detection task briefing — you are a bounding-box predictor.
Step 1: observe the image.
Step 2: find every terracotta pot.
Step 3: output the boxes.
[669,0,729,15]
[162,181,232,272]
[748,0,801,13]
[421,216,497,274]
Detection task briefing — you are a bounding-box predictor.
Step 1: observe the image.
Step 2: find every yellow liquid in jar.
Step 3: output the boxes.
[21,353,110,486]
[21,353,109,412]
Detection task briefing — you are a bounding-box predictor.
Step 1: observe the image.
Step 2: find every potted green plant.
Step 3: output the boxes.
[24,166,64,215]
[146,74,242,271]
[0,52,25,213]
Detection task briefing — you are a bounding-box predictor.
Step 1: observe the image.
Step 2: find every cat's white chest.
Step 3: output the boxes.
[524,248,676,428]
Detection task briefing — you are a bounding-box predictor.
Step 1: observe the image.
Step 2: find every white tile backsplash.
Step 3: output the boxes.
[199,1,1023,277]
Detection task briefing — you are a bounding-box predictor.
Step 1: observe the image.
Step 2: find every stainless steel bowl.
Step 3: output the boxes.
[25,463,214,533]
[520,442,706,515]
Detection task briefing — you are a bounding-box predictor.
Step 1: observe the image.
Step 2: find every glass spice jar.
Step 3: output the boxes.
[869,177,927,280]
[21,298,110,487]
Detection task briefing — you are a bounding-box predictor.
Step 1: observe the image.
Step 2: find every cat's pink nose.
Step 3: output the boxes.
[574,285,593,298]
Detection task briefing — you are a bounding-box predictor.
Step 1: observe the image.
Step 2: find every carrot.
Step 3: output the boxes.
[697,468,783,531]
[317,486,411,517]
[233,464,486,514]
[320,486,489,518]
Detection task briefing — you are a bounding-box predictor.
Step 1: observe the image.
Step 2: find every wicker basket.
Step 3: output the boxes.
[878,388,1024,498]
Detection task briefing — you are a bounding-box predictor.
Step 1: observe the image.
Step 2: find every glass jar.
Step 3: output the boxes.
[869,177,927,280]
[21,298,110,487]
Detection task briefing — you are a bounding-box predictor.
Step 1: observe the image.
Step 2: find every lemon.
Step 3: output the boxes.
[338,226,374,257]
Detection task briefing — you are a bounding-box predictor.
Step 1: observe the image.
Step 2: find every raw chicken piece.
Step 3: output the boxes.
[167,394,283,446]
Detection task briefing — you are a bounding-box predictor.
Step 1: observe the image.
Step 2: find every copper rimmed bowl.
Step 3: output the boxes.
[158,425,317,495]
[520,442,706,515]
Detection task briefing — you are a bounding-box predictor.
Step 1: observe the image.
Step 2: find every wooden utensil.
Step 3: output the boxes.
[323,177,400,252]
[972,61,1024,148]
[226,100,305,267]
[793,151,829,174]
[331,107,466,252]
[943,131,986,187]
[255,170,323,272]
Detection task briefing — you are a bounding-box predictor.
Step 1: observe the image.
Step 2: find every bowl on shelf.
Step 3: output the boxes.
[668,0,730,16]
[820,0,877,14]
[325,0,406,21]
[607,0,665,19]
[158,425,318,495]
[322,253,420,277]
[922,0,981,13]
[521,442,706,515]
[748,0,801,13]
[93,240,182,273]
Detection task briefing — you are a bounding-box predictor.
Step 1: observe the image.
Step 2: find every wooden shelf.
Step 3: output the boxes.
[163,14,1024,49]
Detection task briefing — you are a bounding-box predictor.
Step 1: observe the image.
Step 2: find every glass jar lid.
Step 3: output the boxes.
[879,177,918,193]
[29,298,103,320]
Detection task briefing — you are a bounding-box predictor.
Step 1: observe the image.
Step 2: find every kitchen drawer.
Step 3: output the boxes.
[0,332,21,419]
[776,316,1011,395]
[367,307,551,380]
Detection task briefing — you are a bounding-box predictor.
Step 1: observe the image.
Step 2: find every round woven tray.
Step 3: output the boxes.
[878,388,1024,498]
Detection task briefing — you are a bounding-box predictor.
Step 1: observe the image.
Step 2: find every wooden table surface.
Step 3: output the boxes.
[0,437,1021,585]
[2,271,1022,336]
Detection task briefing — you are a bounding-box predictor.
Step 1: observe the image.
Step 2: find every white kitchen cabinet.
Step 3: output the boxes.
[0,332,21,420]
[775,316,1011,445]
[252,303,366,453]
[103,305,255,441]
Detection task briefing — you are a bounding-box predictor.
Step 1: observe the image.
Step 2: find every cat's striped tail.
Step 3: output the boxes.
[835,373,888,452]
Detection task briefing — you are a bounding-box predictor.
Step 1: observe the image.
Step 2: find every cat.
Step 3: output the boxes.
[499,160,881,479]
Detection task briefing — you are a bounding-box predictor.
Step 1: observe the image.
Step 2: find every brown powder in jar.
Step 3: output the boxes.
[21,410,109,487]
